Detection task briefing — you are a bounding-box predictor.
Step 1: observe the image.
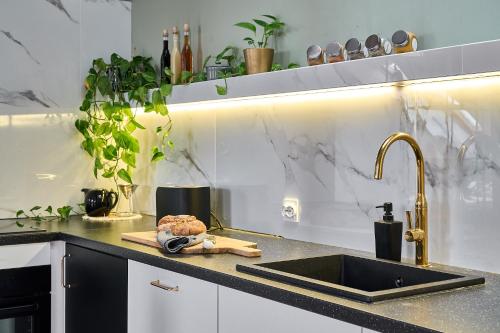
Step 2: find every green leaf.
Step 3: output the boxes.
[156,126,162,134]
[45,206,53,214]
[243,37,255,46]
[122,151,136,168]
[117,168,133,184]
[125,121,136,133]
[253,19,268,28]
[160,83,172,97]
[16,210,24,218]
[136,86,147,103]
[262,14,277,21]
[142,72,156,83]
[93,58,107,71]
[152,90,168,115]
[103,145,118,160]
[164,67,172,78]
[144,102,154,113]
[130,118,145,130]
[235,22,256,34]
[181,71,192,83]
[102,169,115,178]
[85,73,97,88]
[16,221,24,227]
[167,140,174,150]
[102,102,113,120]
[95,122,111,136]
[151,147,165,162]
[288,63,300,69]
[30,206,42,211]
[75,119,89,135]
[57,206,72,220]
[80,99,91,112]
[216,85,227,96]
[81,138,94,156]
[94,157,103,177]
[97,76,111,96]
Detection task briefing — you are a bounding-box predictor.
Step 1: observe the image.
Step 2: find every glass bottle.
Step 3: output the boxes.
[160,29,171,83]
[170,26,181,84]
[181,23,193,77]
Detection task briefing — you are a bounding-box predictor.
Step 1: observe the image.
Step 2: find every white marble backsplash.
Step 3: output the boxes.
[132,75,500,274]
[0,0,131,216]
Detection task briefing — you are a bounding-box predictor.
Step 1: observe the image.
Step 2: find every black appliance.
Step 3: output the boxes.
[156,186,211,228]
[0,265,51,333]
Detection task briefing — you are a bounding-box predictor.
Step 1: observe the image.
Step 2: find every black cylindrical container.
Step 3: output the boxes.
[156,186,211,229]
[374,202,403,262]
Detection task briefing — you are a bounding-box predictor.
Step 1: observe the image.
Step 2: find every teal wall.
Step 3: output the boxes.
[132,0,500,71]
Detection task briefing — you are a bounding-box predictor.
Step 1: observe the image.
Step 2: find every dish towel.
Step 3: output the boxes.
[157,231,206,253]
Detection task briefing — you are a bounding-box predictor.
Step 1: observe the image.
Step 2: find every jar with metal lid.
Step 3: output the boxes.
[306,45,324,66]
[325,42,345,63]
[345,38,368,60]
[365,34,392,57]
[392,30,418,54]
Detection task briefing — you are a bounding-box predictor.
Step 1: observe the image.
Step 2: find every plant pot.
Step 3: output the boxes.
[243,48,274,74]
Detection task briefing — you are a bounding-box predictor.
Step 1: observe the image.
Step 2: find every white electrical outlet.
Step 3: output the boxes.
[281,198,300,223]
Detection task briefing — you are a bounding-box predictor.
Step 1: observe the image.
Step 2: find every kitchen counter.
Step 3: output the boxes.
[0,216,499,333]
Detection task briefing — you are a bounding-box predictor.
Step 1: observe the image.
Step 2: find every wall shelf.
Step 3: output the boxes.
[167,39,500,105]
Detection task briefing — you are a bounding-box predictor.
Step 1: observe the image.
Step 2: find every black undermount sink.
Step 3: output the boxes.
[236,255,485,303]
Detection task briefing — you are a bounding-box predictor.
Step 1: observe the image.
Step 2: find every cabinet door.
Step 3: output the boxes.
[128,260,218,333]
[219,286,362,333]
[65,244,127,333]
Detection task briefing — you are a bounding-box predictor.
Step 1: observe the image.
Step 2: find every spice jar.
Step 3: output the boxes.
[325,42,345,63]
[392,30,418,54]
[365,34,392,57]
[306,45,324,66]
[345,38,368,60]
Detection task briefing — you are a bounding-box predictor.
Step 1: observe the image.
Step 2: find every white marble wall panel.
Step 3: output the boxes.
[0,0,131,218]
[132,107,216,215]
[210,76,500,273]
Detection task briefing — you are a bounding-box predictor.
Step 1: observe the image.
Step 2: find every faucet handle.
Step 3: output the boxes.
[405,210,413,229]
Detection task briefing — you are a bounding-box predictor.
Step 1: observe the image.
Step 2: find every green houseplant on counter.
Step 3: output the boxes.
[235,14,285,74]
[76,53,173,188]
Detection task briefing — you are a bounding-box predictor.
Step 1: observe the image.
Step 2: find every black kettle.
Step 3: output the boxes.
[81,188,118,217]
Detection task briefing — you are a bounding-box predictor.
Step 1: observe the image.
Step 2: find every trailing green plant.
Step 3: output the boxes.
[15,205,81,227]
[235,14,285,48]
[76,53,173,187]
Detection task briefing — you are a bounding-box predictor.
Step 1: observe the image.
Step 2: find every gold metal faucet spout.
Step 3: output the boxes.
[374,132,429,267]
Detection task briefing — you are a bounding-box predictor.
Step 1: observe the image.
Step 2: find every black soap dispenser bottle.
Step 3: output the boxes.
[374,202,403,262]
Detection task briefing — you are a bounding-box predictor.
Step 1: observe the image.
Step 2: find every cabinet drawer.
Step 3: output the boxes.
[219,286,362,333]
[128,260,218,333]
[0,242,50,269]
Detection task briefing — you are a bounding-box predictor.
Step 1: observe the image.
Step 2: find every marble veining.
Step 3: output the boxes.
[0,88,52,108]
[44,0,79,23]
[0,30,41,65]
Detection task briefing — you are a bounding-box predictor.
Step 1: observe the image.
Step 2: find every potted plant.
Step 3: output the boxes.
[235,15,285,74]
[76,53,173,190]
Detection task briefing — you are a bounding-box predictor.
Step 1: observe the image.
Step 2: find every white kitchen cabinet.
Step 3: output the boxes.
[128,260,218,333]
[218,286,362,333]
[0,242,49,269]
[50,241,66,333]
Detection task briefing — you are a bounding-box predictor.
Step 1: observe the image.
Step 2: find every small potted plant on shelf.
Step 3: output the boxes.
[235,14,285,74]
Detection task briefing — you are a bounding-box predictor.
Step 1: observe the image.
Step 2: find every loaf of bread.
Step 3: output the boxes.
[157,215,207,236]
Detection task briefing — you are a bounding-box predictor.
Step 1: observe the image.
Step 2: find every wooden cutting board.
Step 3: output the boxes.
[121,231,261,257]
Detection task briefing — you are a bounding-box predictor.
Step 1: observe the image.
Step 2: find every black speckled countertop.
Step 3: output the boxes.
[1,216,499,333]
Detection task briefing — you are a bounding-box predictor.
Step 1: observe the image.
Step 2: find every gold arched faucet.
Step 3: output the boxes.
[374,132,429,267]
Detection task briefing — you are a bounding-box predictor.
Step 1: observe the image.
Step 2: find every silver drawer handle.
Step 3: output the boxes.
[61,254,71,289]
[150,280,179,292]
